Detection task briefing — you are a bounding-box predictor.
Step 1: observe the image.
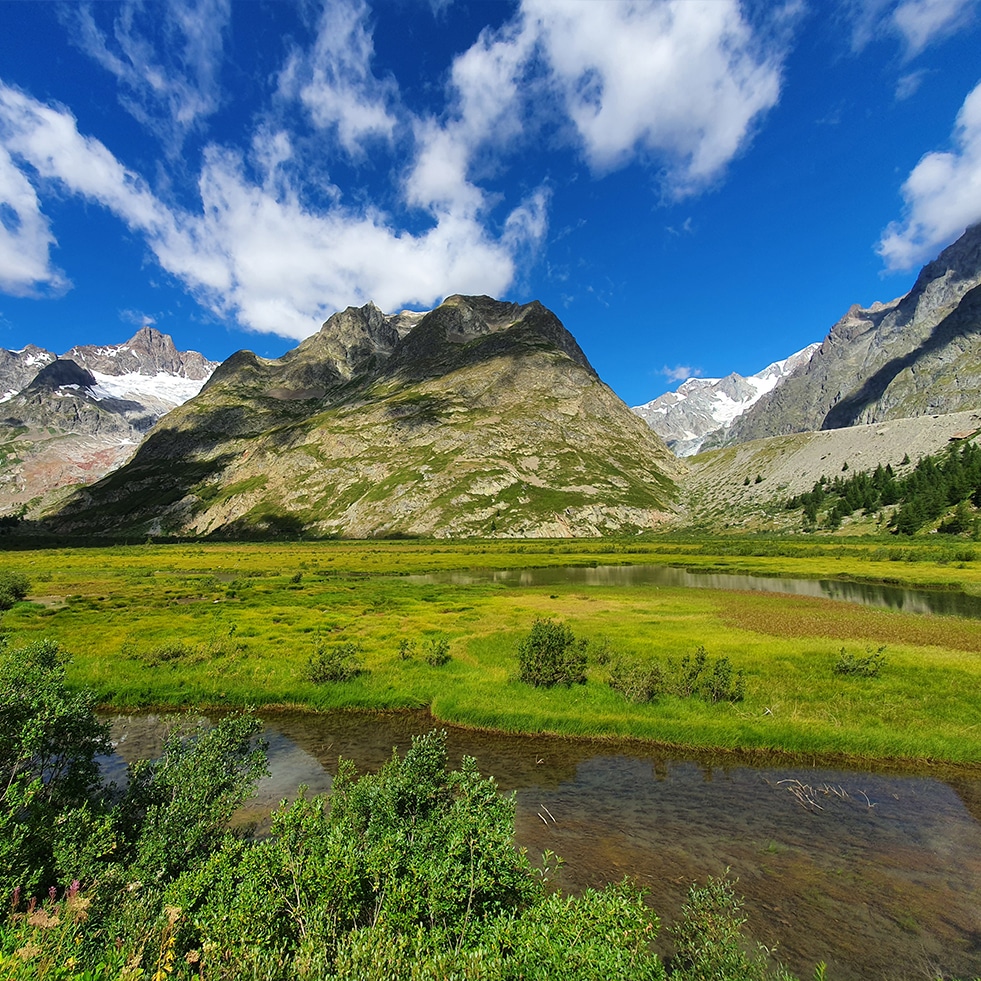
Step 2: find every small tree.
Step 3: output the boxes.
[517,618,587,687]
[0,639,111,894]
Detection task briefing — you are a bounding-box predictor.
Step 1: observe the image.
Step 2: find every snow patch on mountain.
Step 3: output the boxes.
[88,370,211,407]
[633,344,820,457]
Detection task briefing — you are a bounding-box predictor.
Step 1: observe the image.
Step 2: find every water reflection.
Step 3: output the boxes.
[105,710,981,981]
[407,564,981,618]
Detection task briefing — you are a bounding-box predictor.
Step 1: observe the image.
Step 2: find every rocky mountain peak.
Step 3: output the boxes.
[726,221,981,441]
[632,343,819,457]
[45,295,678,539]
[25,358,97,392]
[64,327,215,380]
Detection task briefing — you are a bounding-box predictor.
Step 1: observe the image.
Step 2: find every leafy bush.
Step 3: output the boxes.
[517,618,587,687]
[608,657,666,704]
[833,645,886,678]
[669,873,796,981]
[607,647,744,705]
[307,640,365,683]
[424,634,451,667]
[702,656,745,704]
[0,638,111,895]
[0,571,30,610]
[671,646,708,698]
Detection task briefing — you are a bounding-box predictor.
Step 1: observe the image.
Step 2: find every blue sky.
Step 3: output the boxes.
[0,0,979,406]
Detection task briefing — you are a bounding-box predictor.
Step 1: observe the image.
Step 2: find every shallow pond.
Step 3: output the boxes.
[105,709,981,981]
[408,563,981,618]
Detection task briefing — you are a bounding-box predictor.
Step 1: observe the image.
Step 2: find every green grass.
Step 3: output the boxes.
[2,538,981,764]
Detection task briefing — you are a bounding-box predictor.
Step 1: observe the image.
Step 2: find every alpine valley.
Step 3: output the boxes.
[8,221,981,540]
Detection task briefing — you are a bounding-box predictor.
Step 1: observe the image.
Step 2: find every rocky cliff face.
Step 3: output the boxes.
[727,222,981,442]
[0,329,217,513]
[632,345,819,456]
[47,296,681,539]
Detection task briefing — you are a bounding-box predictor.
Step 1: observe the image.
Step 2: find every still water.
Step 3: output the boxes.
[106,709,981,981]
[408,563,981,618]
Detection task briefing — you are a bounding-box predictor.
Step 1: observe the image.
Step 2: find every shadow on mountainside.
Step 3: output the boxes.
[822,283,981,430]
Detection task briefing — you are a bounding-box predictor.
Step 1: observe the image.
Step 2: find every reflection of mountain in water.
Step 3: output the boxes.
[408,564,981,618]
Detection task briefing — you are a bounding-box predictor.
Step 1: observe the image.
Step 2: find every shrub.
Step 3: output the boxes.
[671,646,708,698]
[669,872,796,981]
[307,640,365,683]
[517,618,587,687]
[608,657,665,704]
[424,634,451,667]
[833,645,886,678]
[702,656,745,704]
[0,571,30,610]
[0,638,111,895]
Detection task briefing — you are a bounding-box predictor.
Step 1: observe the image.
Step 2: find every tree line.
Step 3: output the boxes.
[786,439,981,535]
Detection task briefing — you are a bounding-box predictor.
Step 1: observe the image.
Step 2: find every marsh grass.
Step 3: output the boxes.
[1,540,980,762]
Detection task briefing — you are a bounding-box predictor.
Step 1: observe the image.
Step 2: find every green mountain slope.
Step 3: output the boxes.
[47,296,680,538]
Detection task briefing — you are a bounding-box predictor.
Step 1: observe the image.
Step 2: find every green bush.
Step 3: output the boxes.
[307,640,365,683]
[669,873,795,981]
[424,634,451,667]
[833,645,886,678]
[0,638,111,895]
[0,570,30,610]
[517,618,587,688]
[608,657,666,703]
[702,656,745,704]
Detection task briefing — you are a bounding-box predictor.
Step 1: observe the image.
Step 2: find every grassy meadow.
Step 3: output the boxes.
[3,537,981,764]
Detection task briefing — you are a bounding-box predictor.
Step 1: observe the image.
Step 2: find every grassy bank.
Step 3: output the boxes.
[2,539,980,764]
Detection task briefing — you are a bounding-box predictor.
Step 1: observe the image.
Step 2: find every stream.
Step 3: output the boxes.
[105,709,981,981]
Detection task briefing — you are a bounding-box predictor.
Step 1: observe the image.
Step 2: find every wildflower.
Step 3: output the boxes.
[27,908,61,929]
[15,941,42,961]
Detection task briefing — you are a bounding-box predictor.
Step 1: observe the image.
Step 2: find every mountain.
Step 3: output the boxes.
[44,295,681,539]
[0,345,57,401]
[727,222,981,443]
[632,344,819,456]
[0,328,217,514]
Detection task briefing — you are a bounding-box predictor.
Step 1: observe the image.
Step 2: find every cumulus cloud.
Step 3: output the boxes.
[879,79,981,269]
[0,145,69,296]
[66,0,230,152]
[0,0,791,337]
[278,0,397,157]
[0,82,524,339]
[524,0,784,194]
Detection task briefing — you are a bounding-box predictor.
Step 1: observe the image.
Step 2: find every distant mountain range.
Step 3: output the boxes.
[0,328,217,512]
[6,221,981,539]
[632,344,820,456]
[727,221,981,442]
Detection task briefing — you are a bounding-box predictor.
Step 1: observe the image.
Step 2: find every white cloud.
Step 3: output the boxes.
[523,0,784,194]
[892,0,977,56]
[895,69,928,100]
[845,0,977,54]
[0,145,69,296]
[0,82,525,339]
[662,365,701,383]
[879,79,981,269]
[278,0,397,157]
[67,0,230,151]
